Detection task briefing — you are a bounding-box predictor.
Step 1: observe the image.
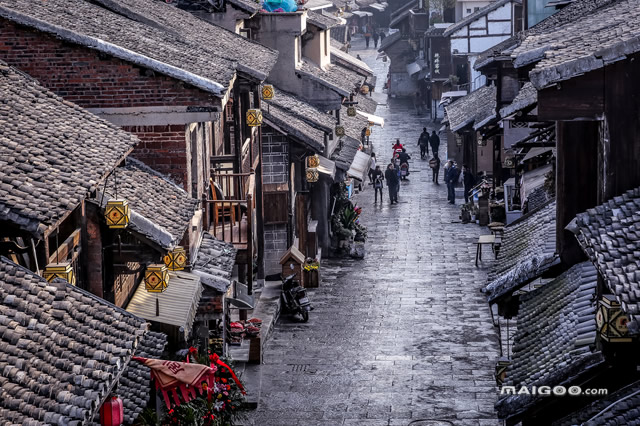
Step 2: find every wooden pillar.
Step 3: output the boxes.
[296,192,308,257]
[556,120,599,265]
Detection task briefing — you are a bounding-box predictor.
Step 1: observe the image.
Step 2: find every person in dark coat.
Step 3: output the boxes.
[373,31,380,48]
[444,160,460,204]
[379,30,386,42]
[418,127,430,159]
[429,130,440,156]
[384,163,399,204]
[462,164,475,203]
[430,154,441,184]
[372,165,384,203]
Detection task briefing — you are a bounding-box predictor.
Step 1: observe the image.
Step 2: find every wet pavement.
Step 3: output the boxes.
[248,36,500,426]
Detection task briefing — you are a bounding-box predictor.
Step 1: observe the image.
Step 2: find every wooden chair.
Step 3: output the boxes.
[210,178,236,227]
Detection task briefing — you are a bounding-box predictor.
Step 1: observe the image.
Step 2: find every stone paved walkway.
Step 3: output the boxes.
[247,36,500,426]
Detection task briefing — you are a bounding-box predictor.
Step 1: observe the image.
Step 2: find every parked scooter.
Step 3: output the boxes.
[281,274,312,322]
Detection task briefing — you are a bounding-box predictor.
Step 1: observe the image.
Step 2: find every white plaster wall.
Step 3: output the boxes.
[470,35,509,52]
[488,4,512,20]
[451,38,469,54]
[469,15,487,29]
[469,29,487,36]
[488,21,512,35]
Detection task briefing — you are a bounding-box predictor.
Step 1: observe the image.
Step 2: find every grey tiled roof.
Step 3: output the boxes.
[307,9,341,29]
[94,0,278,81]
[526,185,552,213]
[0,61,137,238]
[484,200,560,303]
[555,379,640,426]
[475,0,616,70]
[445,85,497,132]
[341,110,370,143]
[227,0,262,13]
[378,31,403,52]
[499,82,538,118]
[355,93,378,114]
[512,0,636,88]
[0,256,154,424]
[265,89,336,133]
[567,186,640,332]
[118,331,167,424]
[330,46,374,77]
[193,232,237,293]
[496,262,603,419]
[333,136,363,171]
[0,0,275,97]
[443,0,520,37]
[101,158,198,249]
[389,0,417,27]
[263,103,326,152]
[297,60,365,97]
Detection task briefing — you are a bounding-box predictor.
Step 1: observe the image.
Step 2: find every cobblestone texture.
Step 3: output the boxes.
[248,36,500,426]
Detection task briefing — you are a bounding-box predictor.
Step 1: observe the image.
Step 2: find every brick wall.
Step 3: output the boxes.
[122,124,190,191]
[262,126,289,185]
[0,19,218,108]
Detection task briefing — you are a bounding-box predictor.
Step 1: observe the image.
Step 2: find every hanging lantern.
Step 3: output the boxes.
[597,295,633,343]
[100,395,124,426]
[105,199,130,229]
[145,264,169,293]
[164,246,187,271]
[335,125,345,137]
[360,84,369,95]
[246,109,263,127]
[347,106,356,117]
[306,167,319,183]
[43,262,75,285]
[261,84,274,100]
[307,154,320,168]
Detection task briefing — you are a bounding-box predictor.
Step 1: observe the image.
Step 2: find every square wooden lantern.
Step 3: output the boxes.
[164,246,187,271]
[246,109,263,127]
[145,264,169,293]
[335,125,345,137]
[261,84,274,100]
[347,106,356,117]
[44,262,76,285]
[105,199,130,229]
[596,294,632,342]
[279,245,306,288]
[306,167,319,183]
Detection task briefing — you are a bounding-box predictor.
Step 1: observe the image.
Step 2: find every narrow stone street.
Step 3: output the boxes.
[248,36,500,426]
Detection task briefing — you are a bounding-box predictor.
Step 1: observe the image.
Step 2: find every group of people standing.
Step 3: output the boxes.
[364,25,386,49]
[417,128,441,184]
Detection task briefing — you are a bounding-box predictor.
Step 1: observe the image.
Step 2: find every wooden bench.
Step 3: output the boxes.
[476,234,497,266]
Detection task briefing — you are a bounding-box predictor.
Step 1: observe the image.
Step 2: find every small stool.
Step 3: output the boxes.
[476,235,496,266]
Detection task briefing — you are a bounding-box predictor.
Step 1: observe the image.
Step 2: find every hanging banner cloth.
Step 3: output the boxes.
[132,357,218,409]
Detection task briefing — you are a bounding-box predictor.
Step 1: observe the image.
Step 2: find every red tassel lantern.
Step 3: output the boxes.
[100,395,124,426]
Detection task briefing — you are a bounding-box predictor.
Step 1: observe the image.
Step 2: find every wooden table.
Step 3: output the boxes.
[476,234,496,266]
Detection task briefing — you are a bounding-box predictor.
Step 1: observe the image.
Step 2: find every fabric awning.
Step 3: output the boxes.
[318,155,336,178]
[346,150,371,182]
[523,147,555,162]
[352,10,373,16]
[356,110,384,127]
[126,271,202,339]
[406,62,421,76]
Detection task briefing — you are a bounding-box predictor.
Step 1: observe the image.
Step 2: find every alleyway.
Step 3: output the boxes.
[249,36,500,426]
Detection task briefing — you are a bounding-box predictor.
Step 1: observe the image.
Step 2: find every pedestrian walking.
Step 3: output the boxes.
[373,31,380,48]
[444,160,460,204]
[373,165,384,203]
[379,30,386,42]
[429,130,440,156]
[418,127,429,159]
[368,153,377,183]
[364,26,372,48]
[462,164,475,203]
[384,163,399,204]
[429,153,441,184]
